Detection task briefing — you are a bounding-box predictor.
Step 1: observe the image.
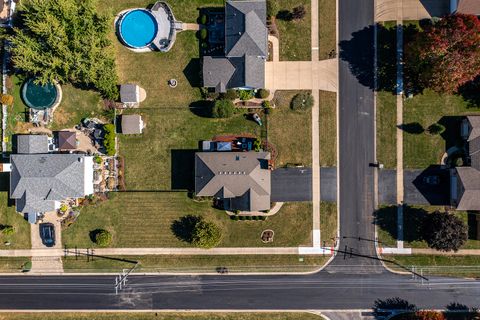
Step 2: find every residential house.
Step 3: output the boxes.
[202,0,267,93]
[195,151,271,211]
[450,0,480,15]
[7,135,94,223]
[451,116,480,209]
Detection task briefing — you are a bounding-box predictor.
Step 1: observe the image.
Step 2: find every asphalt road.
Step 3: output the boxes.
[0,273,479,310]
[331,0,379,271]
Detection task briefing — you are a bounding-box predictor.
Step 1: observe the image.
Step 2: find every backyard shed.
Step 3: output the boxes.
[57,131,77,150]
[120,84,147,107]
[16,135,49,154]
[121,114,144,134]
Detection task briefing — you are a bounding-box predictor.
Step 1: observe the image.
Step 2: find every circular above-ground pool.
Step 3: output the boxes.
[21,79,59,110]
[119,9,158,49]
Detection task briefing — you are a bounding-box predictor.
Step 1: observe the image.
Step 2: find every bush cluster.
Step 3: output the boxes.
[200,14,207,25]
[427,123,445,135]
[0,225,14,236]
[290,92,314,111]
[221,89,238,100]
[256,89,270,99]
[238,90,254,101]
[230,216,267,221]
[94,229,112,247]
[212,99,235,118]
[199,28,208,40]
[0,94,14,106]
[103,124,116,156]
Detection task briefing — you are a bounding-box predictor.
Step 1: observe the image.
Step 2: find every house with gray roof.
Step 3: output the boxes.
[7,135,94,223]
[451,116,480,209]
[202,0,267,93]
[195,151,271,211]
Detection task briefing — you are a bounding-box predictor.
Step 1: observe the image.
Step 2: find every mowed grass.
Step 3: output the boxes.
[275,0,311,61]
[403,90,479,168]
[0,175,31,249]
[320,202,337,247]
[62,192,313,248]
[63,255,329,273]
[119,108,260,190]
[0,313,325,320]
[318,0,336,60]
[385,255,480,277]
[376,92,397,168]
[0,257,30,272]
[319,91,336,166]
[270,91,312,167]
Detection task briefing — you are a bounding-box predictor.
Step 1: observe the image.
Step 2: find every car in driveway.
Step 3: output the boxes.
[40,223,55,247]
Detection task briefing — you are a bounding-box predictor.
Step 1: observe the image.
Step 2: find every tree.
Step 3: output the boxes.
[199,28,208,40]
[103,123,116,156]
[290,92,314,111]
[212,99,235,118]
[191,219,222,248]
[266,0,279,19]
[9,0,119,99]
[406,14,480,94]
[94,229,112,247]
[292,5,307,20]
[422,211,467,252]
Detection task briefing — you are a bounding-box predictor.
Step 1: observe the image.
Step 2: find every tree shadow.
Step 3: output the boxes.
[171,215,201,243]
[189,100,213,118]
[0,172,9,192]
[418,0,451,18]
[457,75,480,109]
[398,122,424,134]
[171,149,197,191]
[403,206,428,242]
[373,297,417,312]
[374,206,397,241]
[183,58,201,88]
[446,302,471,311]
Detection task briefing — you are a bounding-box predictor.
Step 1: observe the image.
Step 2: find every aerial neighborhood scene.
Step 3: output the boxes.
[0,0,479,319]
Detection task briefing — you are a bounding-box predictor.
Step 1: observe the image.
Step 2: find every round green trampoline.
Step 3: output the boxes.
[21,79,59,110]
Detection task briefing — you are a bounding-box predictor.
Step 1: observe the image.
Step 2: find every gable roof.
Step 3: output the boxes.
[57,131,76,150]
[195,151,271,211]
[456,0,480,15]
[455,166,480,210]
[10,154,90,213]
[225,0,267,57]
[16,135,48,154]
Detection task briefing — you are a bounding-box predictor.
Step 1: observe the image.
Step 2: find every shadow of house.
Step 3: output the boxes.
[407,165,450,205]
[458,75,480,109]
[439,116,465,152]
[189,100,213,118]
[419,0,451,17]
[183,58,202,88]
[171,149,197,191]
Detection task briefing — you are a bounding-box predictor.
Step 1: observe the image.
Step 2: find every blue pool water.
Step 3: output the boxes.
[119,9,158,48]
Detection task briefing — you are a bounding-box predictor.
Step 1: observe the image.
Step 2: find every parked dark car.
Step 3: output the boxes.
[40,223,55,247]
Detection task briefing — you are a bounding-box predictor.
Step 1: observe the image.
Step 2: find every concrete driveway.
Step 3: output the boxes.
[375,0,450,21]
[265,59,338,92]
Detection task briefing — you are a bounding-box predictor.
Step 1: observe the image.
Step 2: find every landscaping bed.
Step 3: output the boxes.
[62,192,313,248]
[63,254,328,273]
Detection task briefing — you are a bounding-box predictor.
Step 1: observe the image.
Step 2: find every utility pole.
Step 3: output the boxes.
[114,264,138,295]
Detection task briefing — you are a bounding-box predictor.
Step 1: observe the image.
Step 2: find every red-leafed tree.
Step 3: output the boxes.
[406,14,480,94]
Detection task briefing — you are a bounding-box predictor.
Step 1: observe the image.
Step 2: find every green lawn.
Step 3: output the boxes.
[63,254,329,273]
[319,91,336,166]
[0,313,325,320]
[63,192,313,248]
[318,0,336,60]
[270,91,312,167]
[385,255,480,278]
[376,92,397,168]
[0,175,31,249]
[376,205,480,250]
[275,0,311,61]
[320,202,337,247]
[0,257,30,272]
[403,90,479,168]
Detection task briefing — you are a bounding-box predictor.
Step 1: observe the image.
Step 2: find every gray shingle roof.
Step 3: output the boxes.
[202,0,267,92]
[121,115,143,134]
[457,0,480,15]
[120,84,139,103]
[195,151,271,211]
[16,135,49,154]
[10,154,90,213]
[455,167,480,210]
